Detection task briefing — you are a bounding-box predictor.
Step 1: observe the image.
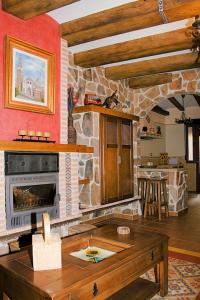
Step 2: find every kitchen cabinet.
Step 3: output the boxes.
[100,114,133,204]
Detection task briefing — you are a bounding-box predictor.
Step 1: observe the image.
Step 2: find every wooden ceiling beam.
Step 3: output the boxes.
[129,73,172,89]
[74,28,191,68]
[2,0,80,20]
[62,0,200,46]
[152,106,170,116]
[168,97,184,111]
[193,94,200,106]
[105,53,200,80]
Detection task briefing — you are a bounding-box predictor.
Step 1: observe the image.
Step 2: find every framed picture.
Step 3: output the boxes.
[4,36,55,114]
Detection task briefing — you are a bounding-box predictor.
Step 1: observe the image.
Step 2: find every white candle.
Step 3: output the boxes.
[35,131,43,137]
[28,130,35,137]
[43,132,50,138]
[18,130,27,136]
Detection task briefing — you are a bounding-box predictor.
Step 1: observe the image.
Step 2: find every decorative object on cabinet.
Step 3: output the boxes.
[140,132,162,140]
[156,126,161,135]
[32,212,62,271]
[102,90,119,108]
[142,126,148,132]
[84,93,102,106]
[68,86,77,144]
[159,152,169,165]
[4,36,55,114]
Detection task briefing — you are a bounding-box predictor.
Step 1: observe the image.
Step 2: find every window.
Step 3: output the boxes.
[185,126,194,162]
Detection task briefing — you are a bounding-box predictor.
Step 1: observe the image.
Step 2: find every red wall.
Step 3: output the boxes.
[0,4,60,142]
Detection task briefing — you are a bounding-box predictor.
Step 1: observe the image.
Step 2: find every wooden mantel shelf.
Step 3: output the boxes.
[0,141,94,153]
[73,105,139,121]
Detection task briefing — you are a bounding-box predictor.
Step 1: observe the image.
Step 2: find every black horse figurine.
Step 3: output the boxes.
[102,90,119,108]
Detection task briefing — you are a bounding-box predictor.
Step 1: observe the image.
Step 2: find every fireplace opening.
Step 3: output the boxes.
[13,183,56,212]
[5,152,60,229]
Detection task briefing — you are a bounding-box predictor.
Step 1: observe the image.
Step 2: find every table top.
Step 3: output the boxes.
[0,224,168,299]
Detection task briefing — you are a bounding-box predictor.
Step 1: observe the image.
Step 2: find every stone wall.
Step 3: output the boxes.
[133,69,200,118]
[75,111,100,207]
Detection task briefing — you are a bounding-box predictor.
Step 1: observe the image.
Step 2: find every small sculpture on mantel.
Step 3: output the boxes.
[68,86,77,144]
[102,90,119,109]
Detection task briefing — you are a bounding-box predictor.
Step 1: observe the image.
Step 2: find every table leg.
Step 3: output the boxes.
[3,293,10,300]
[159,241,168,296]
[0,293,10,300]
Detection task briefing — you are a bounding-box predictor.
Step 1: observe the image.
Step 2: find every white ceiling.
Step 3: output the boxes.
[48,0,135,23]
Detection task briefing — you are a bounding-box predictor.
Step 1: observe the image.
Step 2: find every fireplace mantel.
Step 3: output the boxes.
[0,141,93,153]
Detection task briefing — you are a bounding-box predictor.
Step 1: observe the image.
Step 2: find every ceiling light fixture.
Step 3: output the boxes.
[191,15,200,63]
[158,0,168,24]
[175,97,193,125]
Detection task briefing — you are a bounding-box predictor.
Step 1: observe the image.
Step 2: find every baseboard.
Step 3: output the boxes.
[112,213,139,221]
[82,213,139,225]
[168,207,188,217]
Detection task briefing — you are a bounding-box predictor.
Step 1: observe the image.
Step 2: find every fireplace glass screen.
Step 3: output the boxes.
[13,184,56,212]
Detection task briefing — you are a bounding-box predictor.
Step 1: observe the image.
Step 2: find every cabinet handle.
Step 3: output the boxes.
[118,155,121,164]
[93,282,98,296]
[151,251,154,261]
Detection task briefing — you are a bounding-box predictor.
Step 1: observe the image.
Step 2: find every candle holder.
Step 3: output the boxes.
[18,130,27,140]
[35,131,43,141]
[43,132,50,141]
[28,130,35,141]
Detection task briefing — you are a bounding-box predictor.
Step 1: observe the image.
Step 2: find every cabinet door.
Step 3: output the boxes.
[101,116,119,204]
[100,115,133,204]
[119,119,133,199]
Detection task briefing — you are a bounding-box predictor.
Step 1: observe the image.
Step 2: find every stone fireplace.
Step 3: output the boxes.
[0,147,82,240]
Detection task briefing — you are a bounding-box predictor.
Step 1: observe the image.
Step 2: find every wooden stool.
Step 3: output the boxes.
[144,178,169,220]
[138,177,148,214]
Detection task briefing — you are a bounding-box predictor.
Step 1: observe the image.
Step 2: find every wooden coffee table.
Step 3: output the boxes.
[0,224,168,300]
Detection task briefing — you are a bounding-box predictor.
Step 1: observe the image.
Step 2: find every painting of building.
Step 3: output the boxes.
[13,49,47,105]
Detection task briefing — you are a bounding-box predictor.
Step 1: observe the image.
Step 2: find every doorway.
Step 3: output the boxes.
[193,120,200,192]
[186,119,200,192]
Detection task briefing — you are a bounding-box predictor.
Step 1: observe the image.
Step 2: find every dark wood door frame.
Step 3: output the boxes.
[193,120,200,192]
[186,119,200,192]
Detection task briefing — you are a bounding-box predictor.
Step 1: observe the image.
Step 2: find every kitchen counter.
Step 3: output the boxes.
[138,167,188,215]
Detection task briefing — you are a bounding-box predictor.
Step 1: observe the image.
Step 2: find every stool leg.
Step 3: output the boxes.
[144,181,150,218]
[162,181,169,217]
[152,182,156,215]
[141,180,145,213]
[157,182,162,221]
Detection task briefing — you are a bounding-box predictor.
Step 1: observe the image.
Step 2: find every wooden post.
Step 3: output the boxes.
[159,240,168,296]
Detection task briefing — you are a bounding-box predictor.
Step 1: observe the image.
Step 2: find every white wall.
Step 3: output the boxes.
[165,124,185,156]
[140,122,165,156]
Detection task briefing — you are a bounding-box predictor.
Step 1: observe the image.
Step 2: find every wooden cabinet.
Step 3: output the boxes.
[100,115,133,204]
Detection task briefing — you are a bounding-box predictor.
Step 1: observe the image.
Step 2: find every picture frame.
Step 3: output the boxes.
[4,36,55,114]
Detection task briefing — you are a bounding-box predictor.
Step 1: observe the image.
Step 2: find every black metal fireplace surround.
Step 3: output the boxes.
[5,152,60,229]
